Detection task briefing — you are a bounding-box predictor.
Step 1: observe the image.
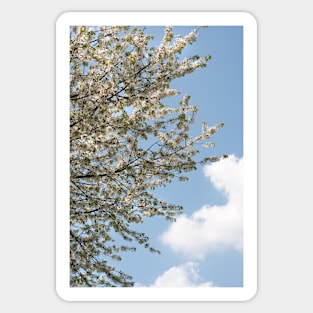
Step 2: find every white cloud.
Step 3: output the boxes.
[137,262,215,287]
[160,155,243,259]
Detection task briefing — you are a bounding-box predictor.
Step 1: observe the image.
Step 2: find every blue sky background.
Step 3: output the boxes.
[108,26,244,287]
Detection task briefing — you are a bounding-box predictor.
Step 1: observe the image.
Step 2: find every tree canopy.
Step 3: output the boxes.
[69,25,226,287]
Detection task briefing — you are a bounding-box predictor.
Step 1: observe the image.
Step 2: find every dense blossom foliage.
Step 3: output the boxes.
[69,25,226,287]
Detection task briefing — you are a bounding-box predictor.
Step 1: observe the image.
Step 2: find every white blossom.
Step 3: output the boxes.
[69,25,225,288]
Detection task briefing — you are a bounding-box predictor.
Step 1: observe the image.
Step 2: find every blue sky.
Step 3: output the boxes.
[109,26,244,287]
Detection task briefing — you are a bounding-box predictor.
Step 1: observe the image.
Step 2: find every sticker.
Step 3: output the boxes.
[56,11,257,301]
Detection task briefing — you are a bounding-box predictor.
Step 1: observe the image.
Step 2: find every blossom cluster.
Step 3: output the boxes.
[69,25,225,287]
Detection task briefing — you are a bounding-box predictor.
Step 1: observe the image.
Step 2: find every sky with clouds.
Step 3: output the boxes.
[109,25,244,288]
[160,155,243,260]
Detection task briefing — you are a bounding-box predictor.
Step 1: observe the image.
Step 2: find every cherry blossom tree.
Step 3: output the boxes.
[69,25,226,287]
